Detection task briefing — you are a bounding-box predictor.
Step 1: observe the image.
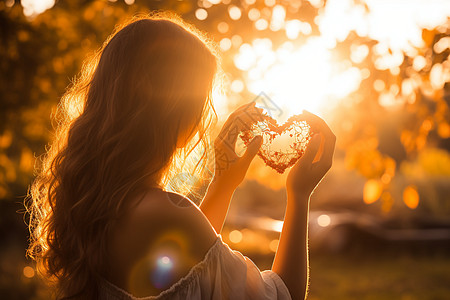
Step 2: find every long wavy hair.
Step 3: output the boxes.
[26,12,220,299]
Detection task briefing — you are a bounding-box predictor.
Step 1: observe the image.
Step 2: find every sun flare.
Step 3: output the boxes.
[221,0,450,123]
[235,37,363,121]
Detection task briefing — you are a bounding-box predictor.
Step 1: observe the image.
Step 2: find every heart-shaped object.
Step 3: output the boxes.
[239,113,314,174]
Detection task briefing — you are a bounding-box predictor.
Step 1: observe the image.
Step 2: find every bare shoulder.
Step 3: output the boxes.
[123,188,218,257]
[132,189,218,245]
[106,188,218,297]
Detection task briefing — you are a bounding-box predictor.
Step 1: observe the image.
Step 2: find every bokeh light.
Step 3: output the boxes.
[363,179,383,204]
[228,6,241,20]
[195,8,208,21]
[269,239,279,252]
[23,266,35,278]
[229,230,243,243]
[21,0,55,17]
[403,185,420,209]
[317,214,331,227]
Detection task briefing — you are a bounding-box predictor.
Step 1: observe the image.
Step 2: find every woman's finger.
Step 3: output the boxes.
[298,133,321,166]
[320,131,336,169]
[217,102,260,138]
[216,104,264,151]
[240,135,263,168]
[235,100,256,112]
[313,135,335,174]
[302,110,334,138]
[302,111,336,173]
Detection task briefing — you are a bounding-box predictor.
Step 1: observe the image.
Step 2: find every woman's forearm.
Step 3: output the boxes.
[272,111,334,300]
[272,192,310,300]
[199,179,235,234]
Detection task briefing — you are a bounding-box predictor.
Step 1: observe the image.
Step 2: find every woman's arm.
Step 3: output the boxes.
[272,193,310,300]
[200,179,235,233]
[200,101,263,233]
[272,111,336,300]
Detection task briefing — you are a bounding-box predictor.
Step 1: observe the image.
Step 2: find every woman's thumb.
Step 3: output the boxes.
[300,134,321,165]
[242,135,263,162]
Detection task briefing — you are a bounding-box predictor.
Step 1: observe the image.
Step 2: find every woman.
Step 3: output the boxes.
[27,12,335,300]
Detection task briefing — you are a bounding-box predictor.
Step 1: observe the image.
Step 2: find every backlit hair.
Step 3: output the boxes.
[26,11,220,299]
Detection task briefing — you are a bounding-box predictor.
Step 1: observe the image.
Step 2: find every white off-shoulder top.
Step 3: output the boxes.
[99,235,291,300]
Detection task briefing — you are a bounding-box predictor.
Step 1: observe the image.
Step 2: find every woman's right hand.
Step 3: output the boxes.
[286,110,336,198]
[274,111,335,299]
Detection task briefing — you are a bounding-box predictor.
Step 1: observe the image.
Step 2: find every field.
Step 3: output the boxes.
[308,253,450,300]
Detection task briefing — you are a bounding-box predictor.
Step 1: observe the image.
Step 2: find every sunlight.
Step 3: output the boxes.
[235,37,361,121]
[21,0,55,18]
[255,217,284,232]
[230,0,449,121]
[364,0,450,52]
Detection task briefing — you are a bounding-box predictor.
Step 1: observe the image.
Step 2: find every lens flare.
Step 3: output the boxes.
[151,255,174,289]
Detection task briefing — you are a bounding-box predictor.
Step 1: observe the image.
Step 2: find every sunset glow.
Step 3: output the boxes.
[3,0,450,298]
[224,0,450,121]
[235,37,361,120]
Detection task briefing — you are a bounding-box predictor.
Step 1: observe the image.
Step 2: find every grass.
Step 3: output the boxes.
[306,253,450,300]
[249,250,450,300]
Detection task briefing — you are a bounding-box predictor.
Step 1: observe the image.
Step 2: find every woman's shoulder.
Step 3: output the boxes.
[131,188,217,239]
[106,188,218,297]
[121,188,218,254]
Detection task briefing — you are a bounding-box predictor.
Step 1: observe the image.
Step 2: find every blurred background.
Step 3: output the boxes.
[1,0,450,299]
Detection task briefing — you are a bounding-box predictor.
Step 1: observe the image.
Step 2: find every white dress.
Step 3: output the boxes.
[99,235,292,300]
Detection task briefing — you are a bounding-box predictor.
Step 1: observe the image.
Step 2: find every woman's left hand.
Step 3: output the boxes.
[212,101,264,191]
